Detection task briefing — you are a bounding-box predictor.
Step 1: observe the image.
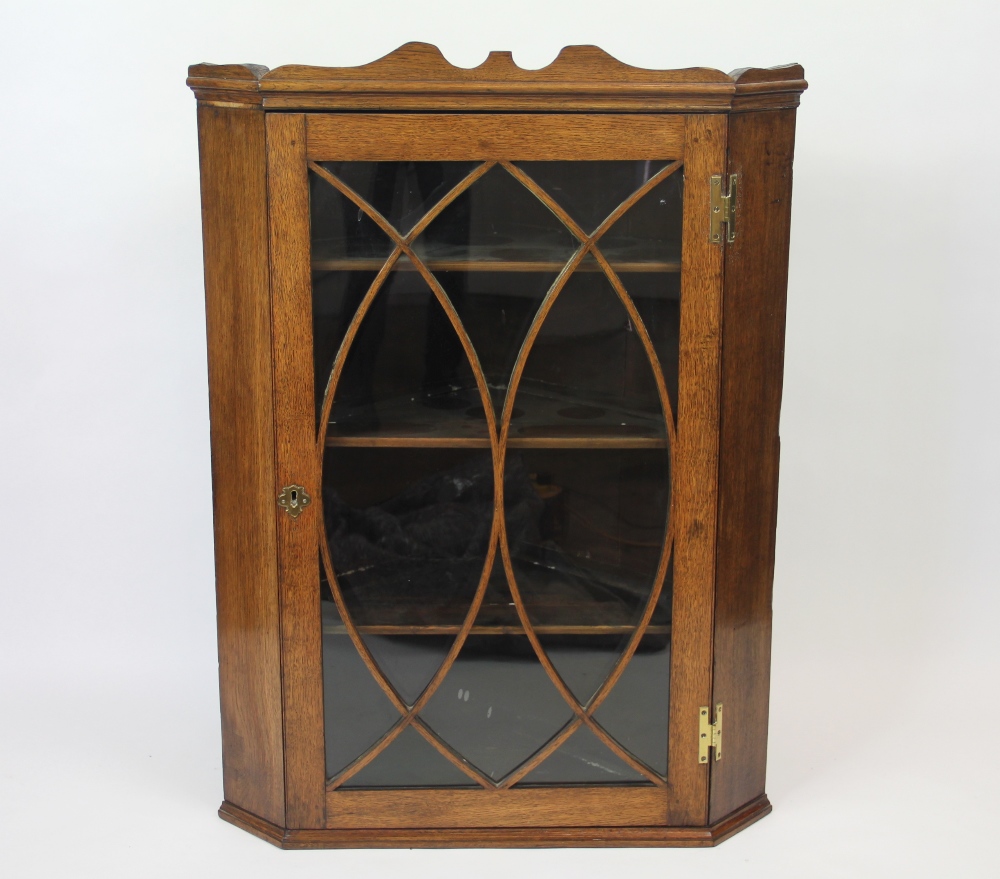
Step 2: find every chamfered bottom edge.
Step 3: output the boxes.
[218,794,772,849]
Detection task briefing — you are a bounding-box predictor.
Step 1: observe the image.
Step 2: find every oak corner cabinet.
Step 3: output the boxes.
[188,42,806,849]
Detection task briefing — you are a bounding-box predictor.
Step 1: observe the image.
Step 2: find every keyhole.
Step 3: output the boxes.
[290,490,298,504]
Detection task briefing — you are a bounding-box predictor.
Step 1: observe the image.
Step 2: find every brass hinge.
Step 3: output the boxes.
[710,174,738,244]
[699,703,723,763]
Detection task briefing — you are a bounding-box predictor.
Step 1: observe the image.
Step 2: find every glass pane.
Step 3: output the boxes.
[321,599,400,778]
[342,726,478,789]
[420,560,574,783]
[314,158,682,787]
[506,271,667,440]
[325,273,486,438]
[312,268,378,425]
[323,447,493,706]
[504,448,670,705]
[311,168,394,263]
[514,160,673,235]
[628,272,681,421]
[434,269,557,419]
[316,160,479,240]
[517,726,650,786]
[593,628,672,775]
[416,163,578,267]
[599,172,684,266]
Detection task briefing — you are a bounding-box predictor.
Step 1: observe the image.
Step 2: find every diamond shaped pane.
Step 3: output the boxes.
[514,160,674,235]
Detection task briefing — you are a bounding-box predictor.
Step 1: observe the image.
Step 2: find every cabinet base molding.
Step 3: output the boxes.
[218,794,771,849]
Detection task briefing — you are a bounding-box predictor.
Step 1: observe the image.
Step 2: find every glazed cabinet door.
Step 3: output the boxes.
[266,112,727,830]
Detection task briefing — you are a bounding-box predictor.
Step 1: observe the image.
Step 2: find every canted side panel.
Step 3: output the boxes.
[709,108,797,823]
[266,113,326,828]
[197,105,284,825]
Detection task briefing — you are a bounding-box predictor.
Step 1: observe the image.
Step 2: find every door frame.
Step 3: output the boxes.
[264,111,727,830]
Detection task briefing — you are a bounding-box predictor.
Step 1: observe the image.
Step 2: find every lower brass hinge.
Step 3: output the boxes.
[699,703,723,763]
[710,174,737,244]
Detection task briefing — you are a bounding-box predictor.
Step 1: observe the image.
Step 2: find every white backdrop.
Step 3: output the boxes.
[2,1,998,875]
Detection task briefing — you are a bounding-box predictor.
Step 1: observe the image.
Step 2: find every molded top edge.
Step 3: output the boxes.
[188,42,805,89]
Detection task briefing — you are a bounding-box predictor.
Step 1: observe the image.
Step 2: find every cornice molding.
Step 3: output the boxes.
[188,43,807,112]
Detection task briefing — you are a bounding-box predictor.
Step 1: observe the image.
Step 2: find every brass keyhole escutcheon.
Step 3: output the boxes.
[278,484,311,518]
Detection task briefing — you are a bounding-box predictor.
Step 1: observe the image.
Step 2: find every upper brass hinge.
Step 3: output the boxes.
[710,174,738,244]
[699,703,723,764]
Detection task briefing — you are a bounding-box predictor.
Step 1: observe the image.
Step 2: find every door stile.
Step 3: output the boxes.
[667,114,728,826]
[266,112,327,828]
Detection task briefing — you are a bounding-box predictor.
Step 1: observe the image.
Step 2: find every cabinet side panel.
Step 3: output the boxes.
[709,108,797,823]
[197,104,285,826]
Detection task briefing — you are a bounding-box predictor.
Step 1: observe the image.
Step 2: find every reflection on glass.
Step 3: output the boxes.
[435,269,557,419]
[627,272,681,419]
[322,598,400,778]
[312,269,377,424]
[514,160,673,235]
[323,447,493,705]
[518,726,649,786]
[325,274,480,435]
[419,565,576,782]
[599,172,684,265]
[417,163,578,266]
[504,449,670,706]
[342,726,477,789]
[593,629,672,776]
[315,161,479,245]
[509,270,668,439]
[314,158,682,787]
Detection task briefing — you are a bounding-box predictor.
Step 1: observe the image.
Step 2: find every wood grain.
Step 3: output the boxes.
[265,114,327,828]
[731,65,808,112]
[196,104,285,826]
[709,108,797,824]
[219,795,770,848]
[326,787,667,829]
[306,114,685,161]
[666,114,728,826]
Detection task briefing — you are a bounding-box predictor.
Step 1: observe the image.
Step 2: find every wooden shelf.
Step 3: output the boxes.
[311,242,681,275]
[325,435,666,449]
[326,388,668,450]
[313,257,681,274]
[324,623,671,636]
[323,565,671,638]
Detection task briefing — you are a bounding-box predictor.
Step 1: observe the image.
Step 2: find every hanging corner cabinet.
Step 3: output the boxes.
[188,42,806,849]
